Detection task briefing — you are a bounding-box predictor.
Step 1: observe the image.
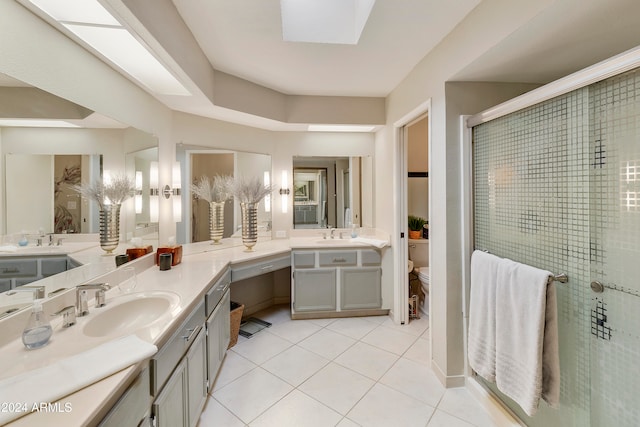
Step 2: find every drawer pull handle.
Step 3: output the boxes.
[261,264,274,271]
[182,326,201,342]
[333,258,346,263]
[2,268,19,274]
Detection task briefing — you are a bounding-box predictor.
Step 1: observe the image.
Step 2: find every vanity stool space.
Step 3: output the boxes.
[291,248,388,319]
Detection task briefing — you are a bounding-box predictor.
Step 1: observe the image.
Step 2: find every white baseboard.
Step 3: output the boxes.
[431,361,466,388]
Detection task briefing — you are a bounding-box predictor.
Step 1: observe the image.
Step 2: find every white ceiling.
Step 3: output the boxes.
[172,0,481,97]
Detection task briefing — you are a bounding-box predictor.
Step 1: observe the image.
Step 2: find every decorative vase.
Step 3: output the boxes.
[99,204,121,254]
[209,201,225,244]
[240,201,258,251]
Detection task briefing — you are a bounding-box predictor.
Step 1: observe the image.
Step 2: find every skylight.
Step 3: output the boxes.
[280,0,376,45]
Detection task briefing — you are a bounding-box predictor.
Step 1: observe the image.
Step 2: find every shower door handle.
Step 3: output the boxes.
[590,281,605,293]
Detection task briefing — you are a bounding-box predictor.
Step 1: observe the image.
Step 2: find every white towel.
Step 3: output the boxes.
[495,259,560,416]
[0,245,18,253]
[468,250,503,382]
[350,237,388,248]
[0,335,157,425]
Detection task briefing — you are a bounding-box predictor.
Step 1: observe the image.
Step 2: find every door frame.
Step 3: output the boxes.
[392,99,431,325]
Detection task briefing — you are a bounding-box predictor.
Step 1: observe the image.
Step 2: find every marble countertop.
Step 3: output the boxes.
[1,232,390,425]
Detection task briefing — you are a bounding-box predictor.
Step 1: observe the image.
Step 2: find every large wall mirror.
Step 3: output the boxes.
[177,144,271,245]
[0,72,158,310]
[293,156,363,229]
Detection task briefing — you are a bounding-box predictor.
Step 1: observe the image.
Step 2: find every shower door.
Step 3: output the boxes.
[587,71,640,427]
[472,68,640,427]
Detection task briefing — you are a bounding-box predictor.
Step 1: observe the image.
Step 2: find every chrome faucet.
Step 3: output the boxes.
[53,306,76,328]
[330,228,336,239]
[7,286,46,300]
[76,283,111,316]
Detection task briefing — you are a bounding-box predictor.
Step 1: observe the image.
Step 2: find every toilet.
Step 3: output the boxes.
[408,238,430,316]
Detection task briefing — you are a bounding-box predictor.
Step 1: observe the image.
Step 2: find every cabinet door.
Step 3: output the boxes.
[153,358,187,427]
[293,269,336,312]
[206,289,230,390]
[340,267,382,310]
[99,368,151,427]
[186,327,207,427]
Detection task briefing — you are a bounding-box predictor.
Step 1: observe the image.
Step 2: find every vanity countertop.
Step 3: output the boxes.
[1,234,389,426]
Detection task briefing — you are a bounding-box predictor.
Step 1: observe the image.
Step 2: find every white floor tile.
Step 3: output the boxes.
[403,337,431,366]
[361,325,418,355]
[212,368,293,424]
[334,341,399,380]
[381,316,430,336]
[437,388,498,427]
[262,345,329,386]
[326,317,378,340]
[427,409,475,427]
[307,317,337,327]
[359,314,390,324]
[211,351,257,392]
[298,328,356,360]
[267,319,322,343]
[250,389,342,427]
[299,362,375,415]
[336,417,361,426]
[198,397,245,427]
[347,383,435,427]
[231,330,292,365]
[379,357,446,407]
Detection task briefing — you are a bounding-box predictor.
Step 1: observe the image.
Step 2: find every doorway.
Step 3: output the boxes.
[394,100,431,326]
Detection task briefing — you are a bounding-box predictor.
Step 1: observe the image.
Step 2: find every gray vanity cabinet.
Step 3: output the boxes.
[149,299,206,427]
[340,267,382,310]
[206,288,230,388]
[153,358,187,427]
[293,269,337,312]
[186,327,207,427]
[291,248,383,318]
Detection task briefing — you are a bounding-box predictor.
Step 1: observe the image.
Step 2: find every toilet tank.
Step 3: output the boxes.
[408,239,429,268]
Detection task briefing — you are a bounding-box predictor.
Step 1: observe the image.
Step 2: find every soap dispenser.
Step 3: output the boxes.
[22,299,52,350]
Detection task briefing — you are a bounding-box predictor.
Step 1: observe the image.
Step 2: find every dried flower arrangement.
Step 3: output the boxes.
[191,175,234,203]
[232,176,272,204]
[73,174,135,210]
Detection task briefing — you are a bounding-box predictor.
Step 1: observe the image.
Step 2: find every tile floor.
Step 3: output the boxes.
[198,305,498,427]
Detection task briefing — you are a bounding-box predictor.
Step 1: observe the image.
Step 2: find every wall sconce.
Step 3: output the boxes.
[134,171,143,214]
[149,162,159,222]
[264,171,271,213]
[149,161,182,222]
[280,170,290,213]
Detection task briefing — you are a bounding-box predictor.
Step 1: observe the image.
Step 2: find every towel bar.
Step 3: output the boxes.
[477,249,568,284]
[548,273,568,284]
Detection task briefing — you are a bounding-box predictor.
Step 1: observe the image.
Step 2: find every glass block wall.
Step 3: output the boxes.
[472,69,640,427]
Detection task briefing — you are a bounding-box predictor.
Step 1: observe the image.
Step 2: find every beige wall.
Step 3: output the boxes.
[380,0,552,384]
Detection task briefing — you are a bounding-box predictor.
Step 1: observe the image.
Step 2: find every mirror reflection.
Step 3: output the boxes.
[6,154,102,235]
[293,156,362,229]
[177,145,272,244]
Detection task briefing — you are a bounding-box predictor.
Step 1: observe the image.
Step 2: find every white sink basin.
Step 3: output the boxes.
[82,291,180,338]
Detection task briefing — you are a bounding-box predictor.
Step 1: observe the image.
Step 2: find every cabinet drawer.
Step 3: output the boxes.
[293,252,315,268]
[205,269,231,317]
[360,250,381,266]
[151,300,205,395]
[231,254,290,282]
[0,259,37,277]
[318,251,356,266]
